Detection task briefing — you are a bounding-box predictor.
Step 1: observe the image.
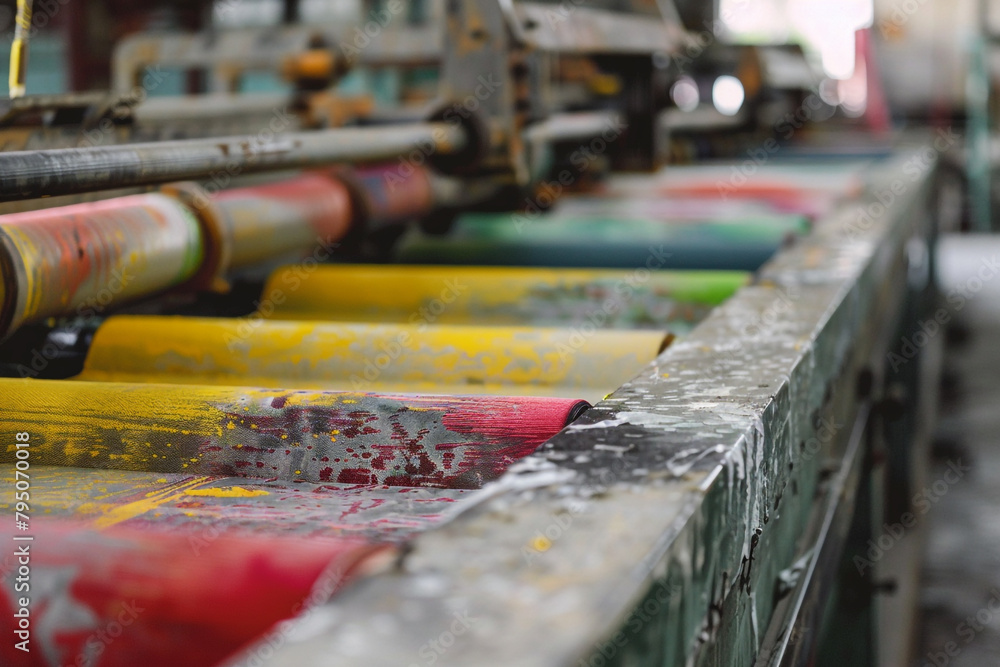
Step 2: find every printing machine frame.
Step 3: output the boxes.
[0,2,947,664]
[227,148,945,667]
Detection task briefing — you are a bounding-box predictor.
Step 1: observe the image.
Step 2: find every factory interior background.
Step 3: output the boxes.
[0,0,998,666]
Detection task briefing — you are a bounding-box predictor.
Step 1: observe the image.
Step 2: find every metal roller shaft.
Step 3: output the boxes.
[0,122,465,201]
[0,378,589,488]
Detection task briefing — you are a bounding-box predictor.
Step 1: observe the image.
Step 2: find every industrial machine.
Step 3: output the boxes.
[0,2,946,666]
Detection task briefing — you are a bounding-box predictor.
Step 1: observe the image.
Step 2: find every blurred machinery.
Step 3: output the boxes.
[0,2,949,666]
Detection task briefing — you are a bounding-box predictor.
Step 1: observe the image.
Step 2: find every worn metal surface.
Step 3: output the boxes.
[0,192,203,339]
[0,122,465,201]
[0,379,589,489]
[0,465,471,539]
[225,151,931,667]
[261,264,746,333]
[0,91,132,128]
[112,24,442,93]
[77,316,669,402]
[510,2,687,54]
[439,0,526,181]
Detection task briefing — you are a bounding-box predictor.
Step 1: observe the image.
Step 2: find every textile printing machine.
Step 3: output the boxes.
[0,2,947,666]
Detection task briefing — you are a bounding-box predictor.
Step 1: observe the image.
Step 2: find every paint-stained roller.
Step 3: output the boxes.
[0,192,204,340]
[0,519,391,667]
[261,264,747,332]
[391,212,806,271]
[0,465,469,538]
[188,164,463,275]
[0,378,589,488]
[204,171,353,270]
[0,164,469,339]
[0,170,357,339]
[78,316,671,401]
[337,163,436,229]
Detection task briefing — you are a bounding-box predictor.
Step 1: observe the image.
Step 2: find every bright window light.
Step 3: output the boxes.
[671,77,700,112]
[712,76,745,116]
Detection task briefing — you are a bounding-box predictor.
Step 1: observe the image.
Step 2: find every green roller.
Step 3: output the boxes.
[394,210,809,271]
[261,264,748,333]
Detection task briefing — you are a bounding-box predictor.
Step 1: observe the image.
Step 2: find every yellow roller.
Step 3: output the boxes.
[78,316,670,402]
[0,378,589,488]
[259,264,747,330]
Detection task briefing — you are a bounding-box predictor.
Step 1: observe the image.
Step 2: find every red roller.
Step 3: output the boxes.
[208,172,354,269]
[337,163,435,228]
[0,520,390,667]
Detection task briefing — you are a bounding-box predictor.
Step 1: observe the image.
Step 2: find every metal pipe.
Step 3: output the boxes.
[0,122,466,201]
[523,111,624,145]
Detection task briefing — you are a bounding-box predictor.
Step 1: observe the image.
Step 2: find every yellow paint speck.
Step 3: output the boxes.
[226,421,236,430]
[184,486,270,498]
[530,536,552,552]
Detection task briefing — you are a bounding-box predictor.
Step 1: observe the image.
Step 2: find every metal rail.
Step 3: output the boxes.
[0,122,465,201]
